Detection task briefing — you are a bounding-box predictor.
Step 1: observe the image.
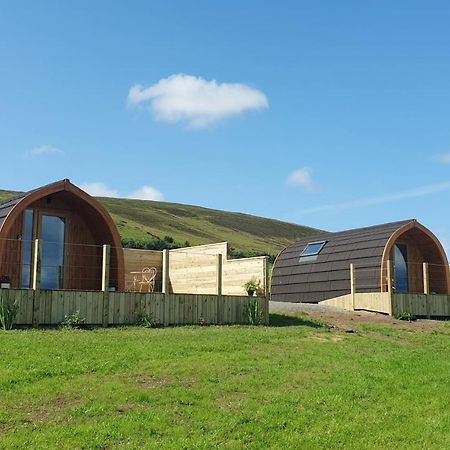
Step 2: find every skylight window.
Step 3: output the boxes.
[300,241,327,258]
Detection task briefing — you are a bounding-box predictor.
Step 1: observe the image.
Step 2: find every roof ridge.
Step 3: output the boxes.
[0,179,71,208]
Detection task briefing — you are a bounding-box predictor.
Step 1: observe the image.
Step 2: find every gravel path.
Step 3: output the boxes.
[269,301,443,331]
[270,301,355,315]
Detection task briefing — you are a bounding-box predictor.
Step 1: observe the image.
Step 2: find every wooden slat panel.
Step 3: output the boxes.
[5,288,269,326]
[223,258,266,296]
[11,289,33,325]
[109,292,116,323]
[123,248,163,292]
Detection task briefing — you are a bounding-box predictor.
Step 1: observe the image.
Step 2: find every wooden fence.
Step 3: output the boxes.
[318,262,450,317]
[320,293,392,314]
[123,243,269,296]
[320,290,450,318]
[0,288,269,327]
[392,293,450,317]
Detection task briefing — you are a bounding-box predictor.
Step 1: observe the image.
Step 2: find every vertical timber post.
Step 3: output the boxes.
[350,263,356,311]
[32,239,42,327]
[216,253,223,324]
[423,262,430,319]
[102,244,111,327]
[263,256,270,324]
[162,249,170,326]
[216,254,223,296]
[386,260,393,316]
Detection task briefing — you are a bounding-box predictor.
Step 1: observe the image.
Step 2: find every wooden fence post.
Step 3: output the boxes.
[423,262,430,318]
[102,244,110,327]
[162,249,170,294]
[423,262,430,295]
[32,239,42,327]
[386,260,393,316]
[162,249,170,326]
[386,260,393,294]
[263,256,270,324]
[216,254,223,324]
[350,263,355,311]
[216,254,223,296]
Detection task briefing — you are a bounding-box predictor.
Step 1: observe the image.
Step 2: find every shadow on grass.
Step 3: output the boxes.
[269,313,326,328]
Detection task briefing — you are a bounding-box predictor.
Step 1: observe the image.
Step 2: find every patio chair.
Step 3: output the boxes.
[139,267,157,293]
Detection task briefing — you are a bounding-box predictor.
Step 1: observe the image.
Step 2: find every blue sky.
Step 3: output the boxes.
[1,1,450,251]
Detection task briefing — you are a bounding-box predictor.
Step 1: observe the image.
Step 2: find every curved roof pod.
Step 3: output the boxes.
[0,179,124,291]
[271,220,450,304]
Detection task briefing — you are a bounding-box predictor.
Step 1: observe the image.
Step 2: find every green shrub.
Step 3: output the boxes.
[394,311,416,322]
[245,298,263,325]
[61,311,86,329]
[136,313,156,328]
[243,278,261,296]
[121,235,190,251]
[0,297,18,331]
[229,248,276,264]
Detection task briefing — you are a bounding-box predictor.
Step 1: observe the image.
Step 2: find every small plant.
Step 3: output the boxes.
[61,311,85,329]
[136,312,156,328]
[245,298,263,325]
[394,311,416,322]
[243,278,261,296]
[0,275,11,288]
[0,297,18,331]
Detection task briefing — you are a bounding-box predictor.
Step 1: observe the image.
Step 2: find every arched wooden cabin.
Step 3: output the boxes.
[271,220,450,303]
[0,179,124,291]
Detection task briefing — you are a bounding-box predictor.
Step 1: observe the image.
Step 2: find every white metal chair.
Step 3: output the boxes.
[138,267,157,293]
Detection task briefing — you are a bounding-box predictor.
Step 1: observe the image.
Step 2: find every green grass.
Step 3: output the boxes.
[1,315,449,449]
[0,189,319,256]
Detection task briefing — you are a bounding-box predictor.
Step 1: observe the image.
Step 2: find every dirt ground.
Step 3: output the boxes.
[269,301,446,332]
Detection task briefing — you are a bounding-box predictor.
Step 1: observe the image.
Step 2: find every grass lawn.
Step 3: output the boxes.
[0,314,449,449]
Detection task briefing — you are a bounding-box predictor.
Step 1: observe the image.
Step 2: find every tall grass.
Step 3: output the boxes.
[0,297,18,331]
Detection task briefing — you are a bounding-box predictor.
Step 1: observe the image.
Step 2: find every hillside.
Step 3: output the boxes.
[0,189,320,257]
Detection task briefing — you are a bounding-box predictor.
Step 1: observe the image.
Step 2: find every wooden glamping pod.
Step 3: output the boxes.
[0,179,124,291]
[271,220,450,303]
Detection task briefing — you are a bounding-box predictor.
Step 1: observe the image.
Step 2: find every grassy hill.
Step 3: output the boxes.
[0,189,319,257]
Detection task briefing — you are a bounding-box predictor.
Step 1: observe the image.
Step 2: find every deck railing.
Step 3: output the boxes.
[321,262,450,317]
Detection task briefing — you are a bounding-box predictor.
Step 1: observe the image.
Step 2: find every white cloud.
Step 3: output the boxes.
[435,152,450,164]
[127,186,164,201]
[79,182,164,201]
[79,182,119,198]
[127,74,268,128]
[287,167,315,191]
[30,145,63,155]
[299,180,450,214]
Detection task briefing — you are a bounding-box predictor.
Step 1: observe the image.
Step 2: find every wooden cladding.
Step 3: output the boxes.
[0,181,124,291]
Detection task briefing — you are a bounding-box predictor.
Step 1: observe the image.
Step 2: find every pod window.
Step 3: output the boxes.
[299,241,327,259]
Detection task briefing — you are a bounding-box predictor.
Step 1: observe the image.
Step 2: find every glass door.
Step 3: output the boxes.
[21,209,35,288]
[40,214,66,289]
[394,244,409,293]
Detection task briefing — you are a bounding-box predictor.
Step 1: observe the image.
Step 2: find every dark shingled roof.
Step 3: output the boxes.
[271,219,415,303]
[0,193,27,230]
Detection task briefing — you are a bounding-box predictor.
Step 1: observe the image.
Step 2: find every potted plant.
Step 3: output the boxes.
[244,278,260,296]
[0,276,11,289]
